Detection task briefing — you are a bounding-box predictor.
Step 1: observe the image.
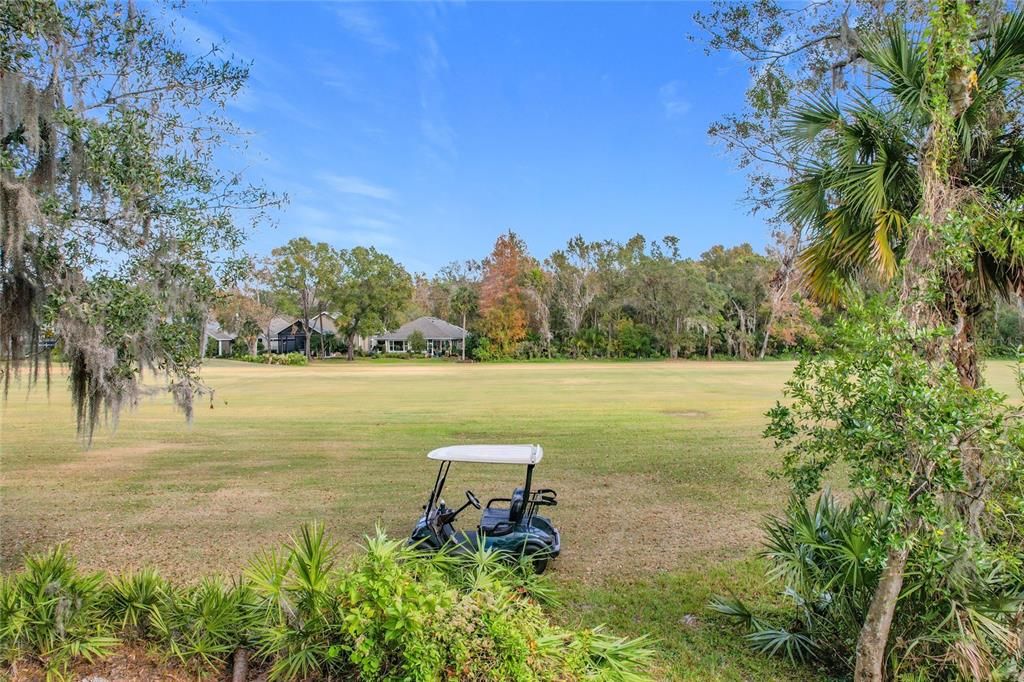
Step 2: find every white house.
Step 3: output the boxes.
[375,316,468,355]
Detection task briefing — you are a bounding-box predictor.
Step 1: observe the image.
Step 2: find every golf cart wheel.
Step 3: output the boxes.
[524,543,551,574]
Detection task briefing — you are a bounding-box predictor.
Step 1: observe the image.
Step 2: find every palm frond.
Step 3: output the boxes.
[784,94,843,146]
[745,627,818,663]
[872,208,907,280]
[859,21,927,116]
[980,10,1024,87]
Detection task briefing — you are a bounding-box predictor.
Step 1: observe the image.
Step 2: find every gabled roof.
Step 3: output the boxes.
[308,313,337,335]
[378,316,467,341]
[428,444,543,465]
[205,321,235,342]
[268,316,298,335]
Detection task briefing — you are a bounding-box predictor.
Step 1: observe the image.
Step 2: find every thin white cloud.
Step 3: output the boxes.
[339,229,400,247]
[230,85,322,131]
[659,81,692,119]
[291,204,334,226]
[322,175,396,202]
[335,5,398,52]
[286,203,400,249]
[349,216,395,231]
[417,32,456,163]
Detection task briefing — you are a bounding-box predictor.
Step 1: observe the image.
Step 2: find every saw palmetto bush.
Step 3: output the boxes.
[0,546,117,681]
[0,523,653,681]
[711,491,877,669]
[713,489,1023,679]
[101,567,169,640]
[151,578,260,675]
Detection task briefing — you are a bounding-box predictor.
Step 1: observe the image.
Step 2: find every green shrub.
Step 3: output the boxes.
[0,546,117,680]
[712,490,1024,678]
[102,567,168,639]
[247,523,348,680]
[232,352,309,366]
[151,578,258,674]
[0,525,653,681]
[408,329,427,354]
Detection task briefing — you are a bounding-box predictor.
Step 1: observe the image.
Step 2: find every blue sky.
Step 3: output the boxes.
[172,1,765,274]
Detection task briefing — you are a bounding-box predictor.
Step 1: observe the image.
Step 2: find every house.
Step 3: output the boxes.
[262,312,373,355]
[205,321,236,356]
[265,316,316,354]
[307,312,338,337]
[375,316,468,355]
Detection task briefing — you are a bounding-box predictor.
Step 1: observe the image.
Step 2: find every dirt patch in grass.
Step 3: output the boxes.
[551,473,762,582]
[662,410,708,418]
[49,444,195,478]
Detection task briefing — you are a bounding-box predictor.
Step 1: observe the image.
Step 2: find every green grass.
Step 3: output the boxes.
[2,359,1019,679]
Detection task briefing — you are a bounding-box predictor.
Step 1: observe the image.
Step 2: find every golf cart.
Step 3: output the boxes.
[410,444,560,573]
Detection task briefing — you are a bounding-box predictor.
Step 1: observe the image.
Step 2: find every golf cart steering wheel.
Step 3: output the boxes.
[465,490,481,509]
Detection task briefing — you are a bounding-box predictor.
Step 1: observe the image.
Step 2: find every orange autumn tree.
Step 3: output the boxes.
[479,231,531,356]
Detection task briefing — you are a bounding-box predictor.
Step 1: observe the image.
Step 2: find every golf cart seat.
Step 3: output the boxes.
[480,487,525,535]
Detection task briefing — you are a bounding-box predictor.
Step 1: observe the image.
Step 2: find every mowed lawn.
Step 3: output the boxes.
[3,359,1019,679]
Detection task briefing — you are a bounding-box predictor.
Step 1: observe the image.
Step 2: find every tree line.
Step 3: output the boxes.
[213,231,827,362]
[219,229,1024,363]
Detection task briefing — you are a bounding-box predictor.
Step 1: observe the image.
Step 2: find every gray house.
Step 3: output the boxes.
[376,316,468,355]
[262,312,373,355]
[264,316,317,354]
[205,321,236,356]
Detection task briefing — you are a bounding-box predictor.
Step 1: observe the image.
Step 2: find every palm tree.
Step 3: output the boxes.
[781,9,1024,680]
[782,11,1024,387]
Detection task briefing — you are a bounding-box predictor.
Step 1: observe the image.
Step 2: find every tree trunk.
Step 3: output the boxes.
[948,269,986,537]
[199,311,210,359]
[854,6,982,678]
[670,317,680,359]
[346,331,355,361]
[759,307,775,359]
[461,311,466,361]
[738,308,749,359]
[232,647,249,682]
[854,545,910,682]
[301,303,311,360]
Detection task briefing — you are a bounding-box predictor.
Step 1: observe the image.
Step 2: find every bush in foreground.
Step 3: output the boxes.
[0,523,652,681]
[712,301,1024,679]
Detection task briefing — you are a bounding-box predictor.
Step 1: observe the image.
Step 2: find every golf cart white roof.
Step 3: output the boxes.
[427,444,543,465]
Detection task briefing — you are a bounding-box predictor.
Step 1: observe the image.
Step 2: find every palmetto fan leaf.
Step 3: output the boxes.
[858,22,927,115]
[784,13,1024,305]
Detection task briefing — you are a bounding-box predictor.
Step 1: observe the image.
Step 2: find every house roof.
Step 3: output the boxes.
[308,313,337,335]
[268,313,338,337]
[268,316,297,335]
[378,316,467,341]
[427,444,543,465]
[205,321,235,342]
